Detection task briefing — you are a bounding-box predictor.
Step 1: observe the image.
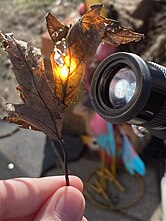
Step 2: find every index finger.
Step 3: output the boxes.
[0,175,83,220]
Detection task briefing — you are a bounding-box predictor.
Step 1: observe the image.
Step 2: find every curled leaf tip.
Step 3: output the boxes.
[90,4,103,10]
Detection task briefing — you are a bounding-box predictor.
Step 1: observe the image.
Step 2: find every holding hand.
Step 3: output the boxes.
[0,175,87,221]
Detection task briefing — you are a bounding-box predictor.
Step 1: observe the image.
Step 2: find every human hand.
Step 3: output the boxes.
[0,175,87,221]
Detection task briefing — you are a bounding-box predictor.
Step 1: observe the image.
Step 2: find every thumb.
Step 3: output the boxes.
[35,186,86,221]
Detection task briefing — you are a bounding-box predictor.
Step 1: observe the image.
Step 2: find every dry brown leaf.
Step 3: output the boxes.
[102,20,144,45]
[67,4,144,62]
[0,31,64,141]
[46,12,69,43]
[67,5,105,63]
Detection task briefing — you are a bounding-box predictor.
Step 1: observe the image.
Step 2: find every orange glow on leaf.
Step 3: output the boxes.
[50,49,85,105]
[50,51,77,81]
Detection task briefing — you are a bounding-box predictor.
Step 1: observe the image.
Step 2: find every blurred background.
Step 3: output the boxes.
[0,0,166,220]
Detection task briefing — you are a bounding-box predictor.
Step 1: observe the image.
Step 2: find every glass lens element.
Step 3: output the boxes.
[109,67,136,108]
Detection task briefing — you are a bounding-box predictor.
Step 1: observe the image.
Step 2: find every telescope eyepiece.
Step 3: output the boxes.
[90,52,166,130]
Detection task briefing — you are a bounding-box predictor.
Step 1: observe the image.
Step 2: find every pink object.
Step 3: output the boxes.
[84,43,116,91]
[95,43,116,62]
[90,112,108,136]
[78,2,87,16]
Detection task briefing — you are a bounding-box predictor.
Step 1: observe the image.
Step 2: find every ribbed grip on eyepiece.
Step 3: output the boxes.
[148,61,166,77]
[142,62,166,129]
[143,98,166,129]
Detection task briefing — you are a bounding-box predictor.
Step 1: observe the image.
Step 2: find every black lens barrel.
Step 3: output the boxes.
[90,52,166,129]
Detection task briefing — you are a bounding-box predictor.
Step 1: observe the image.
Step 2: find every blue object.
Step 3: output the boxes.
[122,133,145,176]
[96,123,116,156]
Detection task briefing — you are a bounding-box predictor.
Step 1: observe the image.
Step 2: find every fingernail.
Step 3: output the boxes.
[55,187,84,221]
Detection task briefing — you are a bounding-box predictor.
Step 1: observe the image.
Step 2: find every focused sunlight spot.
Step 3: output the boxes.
[51,51,77,81]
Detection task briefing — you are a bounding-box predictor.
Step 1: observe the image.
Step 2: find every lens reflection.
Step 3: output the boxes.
[109,67,136,108]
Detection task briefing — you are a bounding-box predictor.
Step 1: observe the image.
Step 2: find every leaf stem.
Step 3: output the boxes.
[59,139,70,186]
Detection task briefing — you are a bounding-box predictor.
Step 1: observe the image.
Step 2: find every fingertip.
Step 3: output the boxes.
[0,175,84,220]
[68,175,84,192]
[35,186,86,221]
[55,186,85,221]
